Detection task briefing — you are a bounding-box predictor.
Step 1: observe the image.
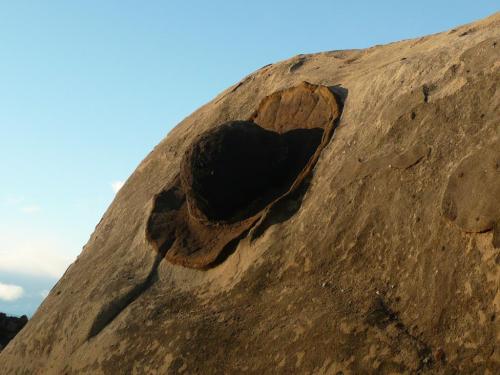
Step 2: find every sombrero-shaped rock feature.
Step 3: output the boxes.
[147,82,341,269]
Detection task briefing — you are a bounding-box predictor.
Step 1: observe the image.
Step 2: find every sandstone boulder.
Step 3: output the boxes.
[1,13,499,375]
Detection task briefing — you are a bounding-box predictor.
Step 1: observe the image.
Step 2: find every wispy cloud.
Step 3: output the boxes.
[20,205,41,214]
[2,196,41,214]
[0,283,24,301]
[111,180,124,194]
[0,229,75,279]
[3,195,24,206]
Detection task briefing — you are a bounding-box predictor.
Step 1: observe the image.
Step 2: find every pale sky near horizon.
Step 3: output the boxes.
[0,1,498,316]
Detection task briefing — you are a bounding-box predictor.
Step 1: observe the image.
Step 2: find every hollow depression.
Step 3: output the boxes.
[183,120,323,223]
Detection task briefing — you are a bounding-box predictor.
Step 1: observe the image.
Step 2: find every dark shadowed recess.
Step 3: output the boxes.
[0,313,28,351]
[188,121,323,223]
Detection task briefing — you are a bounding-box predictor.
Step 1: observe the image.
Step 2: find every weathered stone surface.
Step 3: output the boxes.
[1,13,499,375]
[442,140,500,233]
[249,81,340,133]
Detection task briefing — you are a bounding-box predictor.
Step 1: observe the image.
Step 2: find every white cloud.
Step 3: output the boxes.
[20,205,41,214]
[0,229,75,279]
[111,180,125,194]
[0,283,24,301]
[2,196,41,214]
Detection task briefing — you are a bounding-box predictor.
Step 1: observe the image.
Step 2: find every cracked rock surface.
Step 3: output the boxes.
[1,13,499,375]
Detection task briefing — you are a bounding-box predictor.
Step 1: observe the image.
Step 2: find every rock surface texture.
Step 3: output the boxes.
[1,13,499,374]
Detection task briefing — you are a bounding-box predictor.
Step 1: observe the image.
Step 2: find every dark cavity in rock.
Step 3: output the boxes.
[186,121,322,222]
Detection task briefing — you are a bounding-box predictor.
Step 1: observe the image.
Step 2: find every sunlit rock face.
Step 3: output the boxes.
[1,13,499,375]
[442,140,500,236]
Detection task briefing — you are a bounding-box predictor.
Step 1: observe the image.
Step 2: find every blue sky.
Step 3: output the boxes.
[0,1,497,316]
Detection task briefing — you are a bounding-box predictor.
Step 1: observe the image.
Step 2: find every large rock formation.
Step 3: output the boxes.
[1,13,498,374]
